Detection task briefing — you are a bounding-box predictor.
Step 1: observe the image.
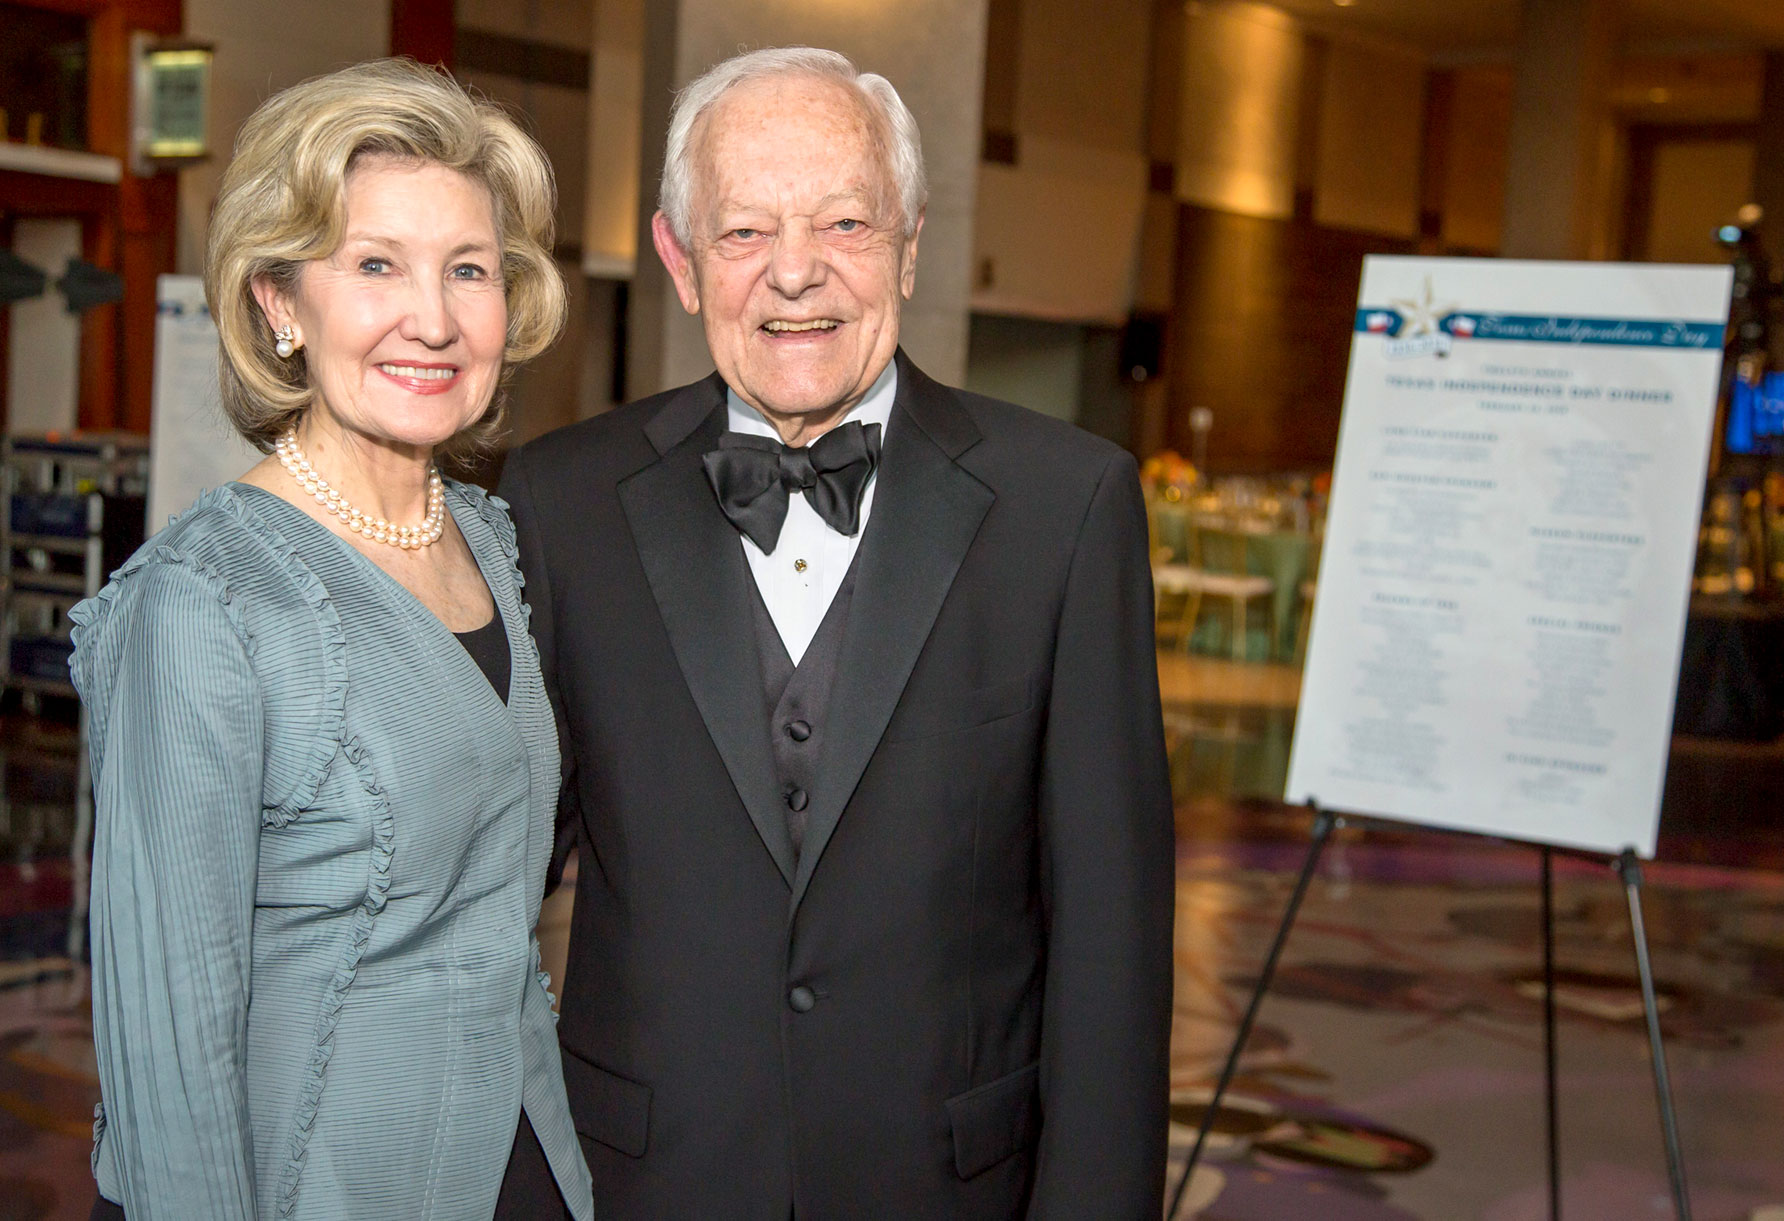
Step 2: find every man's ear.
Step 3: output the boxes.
[899,209,925,301]
[651,211,702,316]
[250,274,299,344]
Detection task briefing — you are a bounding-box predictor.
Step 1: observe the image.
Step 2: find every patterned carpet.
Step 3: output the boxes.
[0,706,91,1221]
[1163,823,1784,1220]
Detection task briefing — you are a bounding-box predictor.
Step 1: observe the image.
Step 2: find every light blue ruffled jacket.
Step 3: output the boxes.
[69,481,593,1221]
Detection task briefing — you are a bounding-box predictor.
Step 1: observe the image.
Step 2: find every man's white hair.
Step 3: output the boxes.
[658,46,928,247]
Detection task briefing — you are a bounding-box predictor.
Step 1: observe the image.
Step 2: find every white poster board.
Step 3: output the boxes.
[1286,256,1732,858]
[148,274,260,534]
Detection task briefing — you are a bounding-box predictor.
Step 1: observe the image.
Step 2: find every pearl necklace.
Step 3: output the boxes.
[275,430,447,549]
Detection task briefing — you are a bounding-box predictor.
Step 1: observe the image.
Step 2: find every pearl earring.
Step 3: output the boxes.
[275,325,296,359]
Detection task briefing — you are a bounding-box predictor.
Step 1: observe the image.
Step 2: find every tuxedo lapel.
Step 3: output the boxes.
[620,377,798,887]
[791,355,994,911]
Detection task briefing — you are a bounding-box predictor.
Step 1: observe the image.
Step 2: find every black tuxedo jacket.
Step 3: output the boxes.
[498,353,1175,1219]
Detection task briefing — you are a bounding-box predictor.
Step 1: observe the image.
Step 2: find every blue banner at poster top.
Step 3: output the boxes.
[1356,308,1724,349]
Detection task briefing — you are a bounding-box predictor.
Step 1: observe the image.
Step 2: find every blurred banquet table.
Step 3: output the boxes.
[1673,597,1784,740]
[1244,527,1314,662]
[1151,500,1192,566]
[1151,503,1314,662]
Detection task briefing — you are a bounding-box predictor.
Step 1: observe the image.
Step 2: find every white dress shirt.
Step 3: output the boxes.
[725,362,896,664]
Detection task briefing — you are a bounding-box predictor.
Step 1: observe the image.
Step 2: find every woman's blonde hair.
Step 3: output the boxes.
[205,58,566,457]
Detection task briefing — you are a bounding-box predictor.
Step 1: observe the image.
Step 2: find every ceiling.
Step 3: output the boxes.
[1261,0,1784,59]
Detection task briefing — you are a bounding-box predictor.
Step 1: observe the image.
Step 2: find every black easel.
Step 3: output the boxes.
[1616,848,1692,1221]
[1164,806,1693,1221]
[1166,801,1337,1219]
[1541,846,1561,1221]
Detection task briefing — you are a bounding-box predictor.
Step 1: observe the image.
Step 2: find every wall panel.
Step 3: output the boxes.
[1165,202,1413,471]
[1312,38,1423,237]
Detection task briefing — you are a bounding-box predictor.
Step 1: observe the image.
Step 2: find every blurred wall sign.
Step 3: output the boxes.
[148,275,259,533]
[131,37,214,175]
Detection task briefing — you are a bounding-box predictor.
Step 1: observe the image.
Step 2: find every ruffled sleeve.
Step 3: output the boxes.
[75,558,263,1220]
[461,484,531,618]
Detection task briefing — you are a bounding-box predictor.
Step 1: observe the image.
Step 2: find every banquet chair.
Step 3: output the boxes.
[1152,557,1203,648]
[1149,499,1202,647]
[1187,526,1276,660]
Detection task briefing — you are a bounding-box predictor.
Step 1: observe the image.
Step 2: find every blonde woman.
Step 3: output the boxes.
[72,60,592,1220]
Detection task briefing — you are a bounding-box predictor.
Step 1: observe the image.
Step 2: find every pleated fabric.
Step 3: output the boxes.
[69,481,593,1221]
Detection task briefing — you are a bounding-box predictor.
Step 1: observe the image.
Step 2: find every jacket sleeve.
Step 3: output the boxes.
[82,561,263,1220]
[499,446,581,894]
[1030,451,1176,1219]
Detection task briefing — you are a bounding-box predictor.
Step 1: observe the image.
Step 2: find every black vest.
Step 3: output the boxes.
[747,561,858,860]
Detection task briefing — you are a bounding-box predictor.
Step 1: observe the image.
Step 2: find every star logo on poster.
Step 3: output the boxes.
[1389,276,1457,337]
[1376,276,1460,359]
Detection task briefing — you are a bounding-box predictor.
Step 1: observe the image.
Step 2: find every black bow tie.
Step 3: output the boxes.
[702,420,883,554]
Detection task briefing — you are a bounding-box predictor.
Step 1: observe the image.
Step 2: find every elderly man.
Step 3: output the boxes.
[496,46,1174,1220]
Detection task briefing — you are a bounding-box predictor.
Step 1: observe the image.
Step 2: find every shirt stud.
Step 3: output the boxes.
[794,558,808,573]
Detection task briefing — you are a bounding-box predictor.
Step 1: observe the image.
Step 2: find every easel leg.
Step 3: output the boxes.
[1165,802,1338,1218]
[1614,850,1692,1221]
[1541,846,1560,1221]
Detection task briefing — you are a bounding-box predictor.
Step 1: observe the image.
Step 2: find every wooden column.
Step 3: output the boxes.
[90,1,180,435]
[2,1,178,435]
[390,0,454,70]
[1755,52,1784,265]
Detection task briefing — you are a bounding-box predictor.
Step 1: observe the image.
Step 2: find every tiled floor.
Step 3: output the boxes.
[4,655,1784,1220]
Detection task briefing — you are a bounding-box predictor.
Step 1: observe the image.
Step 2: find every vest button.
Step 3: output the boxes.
[788,985,816,1012]
[785,786,809,812]
[786,719,812,742]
